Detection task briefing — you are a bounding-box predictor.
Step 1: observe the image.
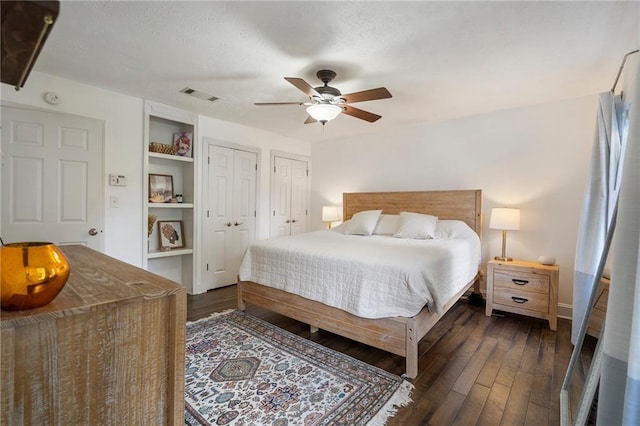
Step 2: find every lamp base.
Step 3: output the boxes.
[494,256,513,262]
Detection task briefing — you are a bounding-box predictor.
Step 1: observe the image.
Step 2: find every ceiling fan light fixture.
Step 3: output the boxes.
[306,104,342,124]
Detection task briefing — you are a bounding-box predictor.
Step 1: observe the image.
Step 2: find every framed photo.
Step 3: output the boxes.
[149,174,173,203]
[173,131,192,158]
[158,220,184,249]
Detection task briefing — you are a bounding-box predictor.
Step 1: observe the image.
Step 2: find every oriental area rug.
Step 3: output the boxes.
[184,310,413,426]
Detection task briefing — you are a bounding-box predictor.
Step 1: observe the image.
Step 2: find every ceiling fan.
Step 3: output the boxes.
[254,69,392,125]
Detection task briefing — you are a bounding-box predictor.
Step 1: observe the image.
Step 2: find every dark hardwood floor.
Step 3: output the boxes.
[187,286,595,425]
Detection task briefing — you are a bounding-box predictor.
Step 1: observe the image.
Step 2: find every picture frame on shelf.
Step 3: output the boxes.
[158,220,185,250]
[173,131,192,157]
[149,174,174,203]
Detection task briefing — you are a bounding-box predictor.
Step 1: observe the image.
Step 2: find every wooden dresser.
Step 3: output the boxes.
[0,245,186,425]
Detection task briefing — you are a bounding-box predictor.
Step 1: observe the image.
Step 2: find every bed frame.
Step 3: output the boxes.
[238,189,482,379]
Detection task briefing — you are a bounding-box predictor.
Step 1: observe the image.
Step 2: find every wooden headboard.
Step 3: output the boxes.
[343,190,482,237]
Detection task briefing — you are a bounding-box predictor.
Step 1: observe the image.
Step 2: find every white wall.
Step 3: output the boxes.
[1,71,311,267]
[310,94,599,316]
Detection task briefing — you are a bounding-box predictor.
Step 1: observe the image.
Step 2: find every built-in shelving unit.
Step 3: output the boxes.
[143,101,197,292]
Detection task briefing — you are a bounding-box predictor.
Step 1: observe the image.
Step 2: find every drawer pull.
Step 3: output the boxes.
[512,279,529,286]
[512,296,529,304]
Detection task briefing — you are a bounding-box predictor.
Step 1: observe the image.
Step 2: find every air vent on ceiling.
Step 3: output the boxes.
[180,87,219,102]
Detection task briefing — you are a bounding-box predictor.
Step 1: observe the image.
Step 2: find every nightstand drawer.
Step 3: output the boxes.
[493,270,549,294]
[493,288,549,313]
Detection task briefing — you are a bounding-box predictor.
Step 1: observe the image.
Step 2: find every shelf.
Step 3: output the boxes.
[147,203,194,209]
[148,248,194,259]
[149,152,194,163]
[143,101,197,293]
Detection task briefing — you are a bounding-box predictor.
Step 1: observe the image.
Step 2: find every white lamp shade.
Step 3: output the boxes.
[307,104,342,122]
[489,208,520,230]
[322,205,339,222]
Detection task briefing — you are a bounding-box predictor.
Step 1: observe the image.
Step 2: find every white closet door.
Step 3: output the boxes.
[1,107,104,249]
[289,159,308,235]
[204,145,256,290]
[230,149,256,283]
[270,156,292,237]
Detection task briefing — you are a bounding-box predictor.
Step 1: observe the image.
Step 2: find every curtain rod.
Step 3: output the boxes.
[611,49,639,93]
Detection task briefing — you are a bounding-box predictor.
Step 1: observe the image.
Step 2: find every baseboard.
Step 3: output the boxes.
[558,303,572,320]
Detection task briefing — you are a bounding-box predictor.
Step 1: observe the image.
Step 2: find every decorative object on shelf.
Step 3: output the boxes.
[173,131,192,157]
[538,255,557,266]
[489,207,520,262]
[158,220,184,250]
[175,194,183,203]
[1,241,70,310]
[149,173,174,203]
[148,215,157,238]
[322,205,339,229]
[147,215,157,251]
[149,141,175,155]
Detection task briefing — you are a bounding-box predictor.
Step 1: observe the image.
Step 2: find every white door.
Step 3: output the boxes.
[270,156,309,237]
[1,107,104,249]
[204,145,256,290]
[290,159,309,235]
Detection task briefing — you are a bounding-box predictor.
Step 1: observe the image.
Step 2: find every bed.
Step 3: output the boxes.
[237,190,482,379]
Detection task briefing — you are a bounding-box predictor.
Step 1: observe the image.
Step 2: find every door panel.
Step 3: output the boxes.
[204,144,257,290]
[1,107,104,249]
[231,150,256,285]
[270,156,309,237]
[60,161,88,222]
[10,156,44,223]
[290,159,308,235]
[271,156,292,237]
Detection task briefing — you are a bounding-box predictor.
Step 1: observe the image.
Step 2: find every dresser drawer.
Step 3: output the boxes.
[493,287,550,314]
[493,270,550,295]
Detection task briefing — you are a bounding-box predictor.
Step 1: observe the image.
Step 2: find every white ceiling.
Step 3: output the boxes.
[34,1,639,143]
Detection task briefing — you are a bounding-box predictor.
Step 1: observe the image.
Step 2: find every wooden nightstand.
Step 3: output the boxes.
[485,259,559,331]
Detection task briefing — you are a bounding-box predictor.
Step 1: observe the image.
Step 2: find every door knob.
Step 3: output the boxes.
[88,228,99,236]
[233,222,243,226]
[291,219,297,223]
[225,222,232,227]
[285,220,290,223]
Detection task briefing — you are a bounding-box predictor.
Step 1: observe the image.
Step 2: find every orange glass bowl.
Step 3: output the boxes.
[1,242,70,311]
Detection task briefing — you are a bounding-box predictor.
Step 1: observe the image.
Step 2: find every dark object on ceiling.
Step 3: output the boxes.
[255,69,391,125]
[1,1,60,90]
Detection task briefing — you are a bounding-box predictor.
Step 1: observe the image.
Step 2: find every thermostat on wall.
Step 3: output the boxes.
[109,174,127,186]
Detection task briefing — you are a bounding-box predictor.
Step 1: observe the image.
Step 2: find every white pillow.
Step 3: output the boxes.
[372,214,400,235]
[433,220,473,239]
[339,210,382,235]
[393,211,438,239]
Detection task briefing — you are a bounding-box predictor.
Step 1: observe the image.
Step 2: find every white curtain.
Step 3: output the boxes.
[571,91,629,344]
[597,55,639,425]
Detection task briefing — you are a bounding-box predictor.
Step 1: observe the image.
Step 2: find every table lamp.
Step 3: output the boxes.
[322,205,339,229]
[489,207,520,261]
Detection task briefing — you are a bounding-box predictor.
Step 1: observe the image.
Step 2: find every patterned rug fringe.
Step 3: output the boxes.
[187,308,236,325]
[368,379,414,426]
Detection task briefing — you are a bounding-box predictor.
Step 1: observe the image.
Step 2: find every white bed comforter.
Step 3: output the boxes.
[238,225,481,319]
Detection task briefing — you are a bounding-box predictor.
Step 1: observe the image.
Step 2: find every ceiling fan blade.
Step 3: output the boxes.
[341,87,392,104]
[254,102,305,106]
[285,77,320,97]
[342,105,382,122]
[304,116,317,124]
